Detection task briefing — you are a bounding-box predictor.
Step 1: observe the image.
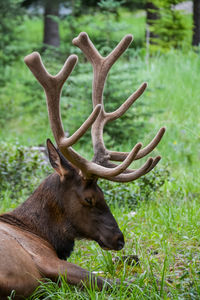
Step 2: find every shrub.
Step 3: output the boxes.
[0,142,50,207]
[0,0,25,86]
[99,165,170,208]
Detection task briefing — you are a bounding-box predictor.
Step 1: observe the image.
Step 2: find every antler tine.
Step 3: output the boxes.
[105,82,147,122]
[108,157,154,182]
[135,127,165,160]
[145,156,161,173]
[105,34,133,70]
[108,127,166,162]
[72,32,102,66]
[60,104,102,148]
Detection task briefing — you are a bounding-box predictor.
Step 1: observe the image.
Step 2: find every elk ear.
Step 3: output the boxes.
[46,139,74,177]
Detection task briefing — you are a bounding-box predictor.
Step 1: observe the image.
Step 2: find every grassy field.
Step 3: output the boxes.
[1,10,200,300]
[26,196,200,299]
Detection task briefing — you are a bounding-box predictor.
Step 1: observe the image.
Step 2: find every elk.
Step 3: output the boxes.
[0,32,165,299]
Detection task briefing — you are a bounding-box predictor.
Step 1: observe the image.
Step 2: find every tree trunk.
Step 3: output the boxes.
[43,0,60,48]
[192,0,200,46]
[146,1,159,43]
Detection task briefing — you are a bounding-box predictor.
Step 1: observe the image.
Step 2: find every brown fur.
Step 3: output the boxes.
[0,141,124,298]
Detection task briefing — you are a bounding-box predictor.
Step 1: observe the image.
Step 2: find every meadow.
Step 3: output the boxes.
[0,8,200,300]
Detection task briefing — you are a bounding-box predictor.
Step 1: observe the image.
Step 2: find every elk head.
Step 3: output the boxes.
[46,138,124,253]
[24,32,165,255]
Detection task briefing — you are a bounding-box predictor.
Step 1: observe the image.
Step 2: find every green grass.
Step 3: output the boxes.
[25,195,200,299]
[144,51,200,182]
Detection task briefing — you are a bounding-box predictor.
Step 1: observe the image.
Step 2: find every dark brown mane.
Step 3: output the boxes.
[8,174,75,259]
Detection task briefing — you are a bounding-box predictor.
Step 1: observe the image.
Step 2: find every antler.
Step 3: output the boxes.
[24,32,165,182]
[72,32,165,181]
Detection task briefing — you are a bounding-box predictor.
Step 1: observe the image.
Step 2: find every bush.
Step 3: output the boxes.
[99,165,170,208]
[0,0,25,86]
[0,142,50,207]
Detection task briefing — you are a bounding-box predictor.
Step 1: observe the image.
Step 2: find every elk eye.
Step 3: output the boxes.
[85,197,93,206]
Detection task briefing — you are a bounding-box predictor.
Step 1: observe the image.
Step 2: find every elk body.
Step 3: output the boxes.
[0,33,165,299]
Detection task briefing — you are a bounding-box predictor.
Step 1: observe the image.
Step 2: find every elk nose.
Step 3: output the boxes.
[115,234,125,250]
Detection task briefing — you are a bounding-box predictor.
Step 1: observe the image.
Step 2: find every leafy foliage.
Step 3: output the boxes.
[0,142,50,207]
[100,166,170,208]
[0,0,24,85]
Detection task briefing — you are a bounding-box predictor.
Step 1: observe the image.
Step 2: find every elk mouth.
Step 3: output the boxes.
[97,238,124,251]
[97,239,112,250]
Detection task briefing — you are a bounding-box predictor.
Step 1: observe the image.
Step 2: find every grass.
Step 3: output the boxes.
[25,195,200,299]
[1,9,200,300]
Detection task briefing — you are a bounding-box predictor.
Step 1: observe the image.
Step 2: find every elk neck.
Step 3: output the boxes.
[0,173,76,260]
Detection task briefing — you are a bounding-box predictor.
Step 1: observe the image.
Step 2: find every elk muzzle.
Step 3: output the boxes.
[114,232,125,250]
[97,227,125,251]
